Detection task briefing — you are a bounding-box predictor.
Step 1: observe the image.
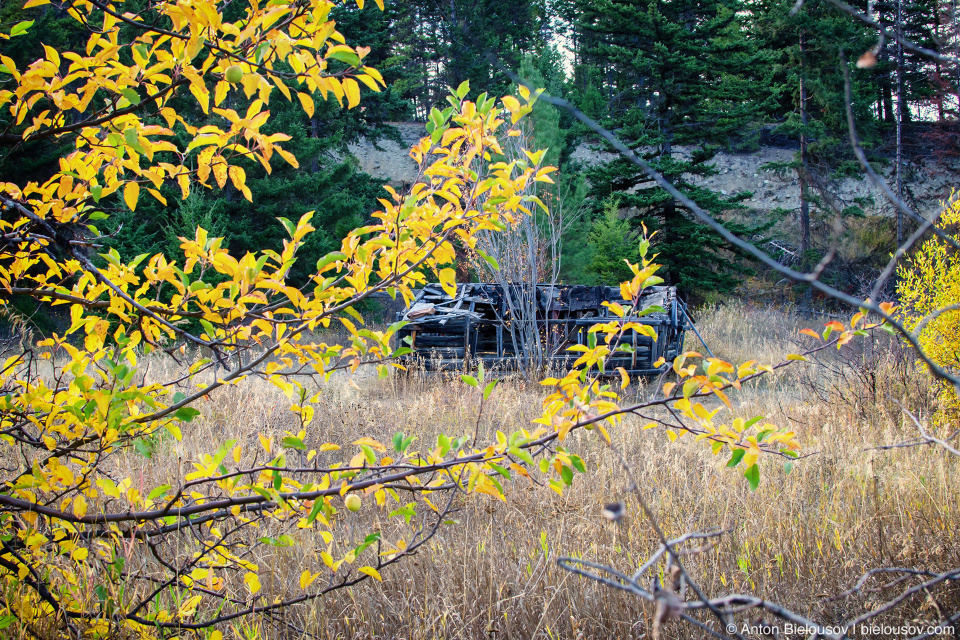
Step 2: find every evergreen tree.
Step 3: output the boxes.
[388,0,548,114]
[586,199,638,284]
[751,0,894,263]
[573,0,766,294]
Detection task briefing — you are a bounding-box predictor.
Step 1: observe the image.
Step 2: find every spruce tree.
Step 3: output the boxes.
[573,0,767,295]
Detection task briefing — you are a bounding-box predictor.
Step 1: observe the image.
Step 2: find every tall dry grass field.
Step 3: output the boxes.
[104,302,959,639]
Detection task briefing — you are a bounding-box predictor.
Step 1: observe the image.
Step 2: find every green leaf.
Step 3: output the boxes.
[461,374,478,388]
[175,407,200,422]
[147,485,172,500]
[277,216,295,237]
[509,447,534,465]
[560,464,573,486]
[726,449,745,467]
[488,462,510,479]
[389,504,416,524]
[343,305,364,324]
[386,320,410,335]
[483,380,498,400]
[570,455,586,473]
[198,318,216,338]
[10,20,34,37]
[305,499,324,525]
[133,437,156,459]
[744,464,760,491]
[359,444,376,465]
[328,49,361,67]
[283,436,307,451]
[122,88,141,105]
[475,247,499,271]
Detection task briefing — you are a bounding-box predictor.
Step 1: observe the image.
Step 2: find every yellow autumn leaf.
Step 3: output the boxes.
[124,181,140,211]
[72,495,87,518]
[229,165,251,202]
[343,78,360,109]
[214,80,229,106]
[212,159,228,189]
[438,267,456,297]
[258,432,272,453]
[300,569,319,590]
[358,566,382,582]
[356,73,381,92]
[298,92,315,118]
[501,95,521,113]
[352,437,386,452]
[190,82,209,113]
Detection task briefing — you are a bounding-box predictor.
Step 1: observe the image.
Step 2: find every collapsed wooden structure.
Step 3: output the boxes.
[394,283,688,376]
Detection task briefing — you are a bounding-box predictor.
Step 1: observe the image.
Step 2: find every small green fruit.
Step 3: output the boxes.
[344,494,361,512]
[225,65,244,84]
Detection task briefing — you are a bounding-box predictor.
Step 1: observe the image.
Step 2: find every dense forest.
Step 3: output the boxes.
[2,0,959,304]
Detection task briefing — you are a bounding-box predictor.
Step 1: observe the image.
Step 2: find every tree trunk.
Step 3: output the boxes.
[799,32,810,257]
[896,0,904,246]
[310,117,319,174]
[881,81,895,123]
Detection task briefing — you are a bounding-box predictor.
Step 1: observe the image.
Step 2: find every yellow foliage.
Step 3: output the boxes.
[897,193,960,410]
[0,1,816,635]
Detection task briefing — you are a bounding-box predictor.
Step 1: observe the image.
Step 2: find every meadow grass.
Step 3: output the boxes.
[112,302,960,639]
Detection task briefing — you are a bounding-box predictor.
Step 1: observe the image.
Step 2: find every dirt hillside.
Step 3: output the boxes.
[348,122,959,219]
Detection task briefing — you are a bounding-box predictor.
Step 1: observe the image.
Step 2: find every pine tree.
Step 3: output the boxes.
[586,199,639,284]
[750,0,887,262]
[388,0,548,114]
[572,0,767,294]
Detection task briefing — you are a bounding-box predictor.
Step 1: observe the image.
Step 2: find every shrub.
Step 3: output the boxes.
[897,193,960,413]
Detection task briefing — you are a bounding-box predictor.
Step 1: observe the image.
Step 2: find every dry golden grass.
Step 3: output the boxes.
[112,302,960,639]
